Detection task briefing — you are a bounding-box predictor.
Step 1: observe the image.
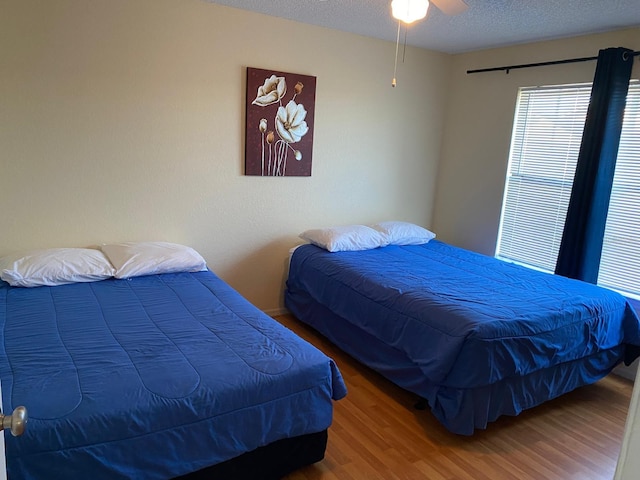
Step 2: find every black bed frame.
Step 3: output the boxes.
[174,430,328,480]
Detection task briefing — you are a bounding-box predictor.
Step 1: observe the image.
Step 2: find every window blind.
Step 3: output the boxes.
[496,84,591,271]
[599,82,640,297]
[496,81,640,297]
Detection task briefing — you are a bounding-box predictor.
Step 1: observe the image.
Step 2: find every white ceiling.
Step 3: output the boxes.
[202,0,640,54]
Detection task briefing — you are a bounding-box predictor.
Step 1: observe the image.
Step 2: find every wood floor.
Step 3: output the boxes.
[275,314,634,480]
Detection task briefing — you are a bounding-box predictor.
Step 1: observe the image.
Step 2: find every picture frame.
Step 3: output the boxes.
[245,67,316,176]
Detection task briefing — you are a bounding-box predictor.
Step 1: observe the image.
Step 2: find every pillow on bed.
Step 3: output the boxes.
[0,248,116,287]
[299,225,388,252]
[100,241,207,279]
[370,221,436,246]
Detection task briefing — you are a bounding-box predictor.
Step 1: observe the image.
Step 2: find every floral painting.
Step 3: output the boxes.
[245,67,316,176]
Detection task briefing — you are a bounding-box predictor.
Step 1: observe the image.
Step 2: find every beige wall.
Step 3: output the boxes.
[3,0,638,312]
[1,0,450,312]
[434,27,640,256]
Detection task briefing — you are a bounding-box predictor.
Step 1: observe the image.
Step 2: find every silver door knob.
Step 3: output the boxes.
[1,406,27,436]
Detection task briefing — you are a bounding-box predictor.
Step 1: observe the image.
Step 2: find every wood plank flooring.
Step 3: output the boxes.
[275,314,634,480]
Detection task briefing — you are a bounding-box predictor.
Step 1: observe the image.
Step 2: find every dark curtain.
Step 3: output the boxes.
[554,47,634,283]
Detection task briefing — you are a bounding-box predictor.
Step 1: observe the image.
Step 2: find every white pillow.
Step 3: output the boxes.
[0,248,115,287]
[370,221,436,246]
[299,225,388,252]
[100,242,207,279]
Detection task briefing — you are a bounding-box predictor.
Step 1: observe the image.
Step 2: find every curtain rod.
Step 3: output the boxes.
[467,50,639,75]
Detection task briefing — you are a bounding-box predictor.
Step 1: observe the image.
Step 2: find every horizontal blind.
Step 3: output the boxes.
[599,82,640,297]
[497,81,640,299]
[496,84,591,271]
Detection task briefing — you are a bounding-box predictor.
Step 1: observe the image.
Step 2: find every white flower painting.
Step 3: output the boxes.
[245,68,316,176]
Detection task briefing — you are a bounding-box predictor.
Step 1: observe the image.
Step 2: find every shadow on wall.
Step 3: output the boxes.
[218,237,301,315]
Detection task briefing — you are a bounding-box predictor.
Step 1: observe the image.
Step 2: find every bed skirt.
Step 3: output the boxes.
[286,287,627,435]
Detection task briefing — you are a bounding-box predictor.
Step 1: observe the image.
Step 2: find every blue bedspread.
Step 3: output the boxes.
[0,271,346,480]
[286,241,640,433]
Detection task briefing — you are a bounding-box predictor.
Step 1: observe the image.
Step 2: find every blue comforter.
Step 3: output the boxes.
[0,271,346,480]
[287,240,640,391]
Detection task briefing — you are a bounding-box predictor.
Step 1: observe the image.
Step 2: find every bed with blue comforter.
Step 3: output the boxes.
[0,270,346,479]
[285,240,640,435]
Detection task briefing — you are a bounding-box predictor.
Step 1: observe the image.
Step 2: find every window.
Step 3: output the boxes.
[496,81,640,298]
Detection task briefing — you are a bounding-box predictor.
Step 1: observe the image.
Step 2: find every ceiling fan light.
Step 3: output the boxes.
[391,0,429,24]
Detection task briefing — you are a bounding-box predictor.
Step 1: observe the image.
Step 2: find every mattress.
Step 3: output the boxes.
[0,270,346,479]
[285,240,640,433]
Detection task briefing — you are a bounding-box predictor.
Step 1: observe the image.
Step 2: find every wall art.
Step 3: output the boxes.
[245,67,316,176]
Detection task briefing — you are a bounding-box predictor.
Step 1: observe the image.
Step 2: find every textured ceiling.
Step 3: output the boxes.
[201,0,640,54]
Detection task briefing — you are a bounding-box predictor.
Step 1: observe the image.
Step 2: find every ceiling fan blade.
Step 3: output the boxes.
[431,0,468,15]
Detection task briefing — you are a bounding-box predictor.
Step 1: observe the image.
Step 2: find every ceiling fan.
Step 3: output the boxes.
[390,0,468,86]
[391,0,468,24]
